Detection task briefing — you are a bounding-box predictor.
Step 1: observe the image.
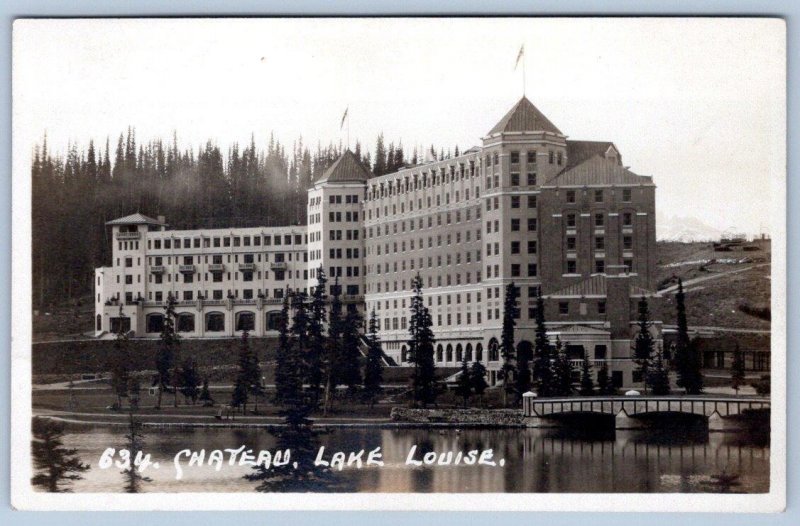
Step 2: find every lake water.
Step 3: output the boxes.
[56,424,769,493]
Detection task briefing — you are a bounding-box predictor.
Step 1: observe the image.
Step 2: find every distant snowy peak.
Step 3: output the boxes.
[656,213,722,242]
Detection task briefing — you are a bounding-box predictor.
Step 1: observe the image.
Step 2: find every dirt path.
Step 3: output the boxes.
[659,263,770,294]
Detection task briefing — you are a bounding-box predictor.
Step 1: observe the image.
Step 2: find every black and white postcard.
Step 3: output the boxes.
[10,18,786,511]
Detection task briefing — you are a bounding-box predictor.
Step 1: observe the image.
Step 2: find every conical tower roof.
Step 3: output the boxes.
[487,96,563,136]
[316,150,373,184]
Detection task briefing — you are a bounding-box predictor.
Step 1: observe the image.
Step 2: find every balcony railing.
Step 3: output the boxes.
[271,261,287,270]
[239,263,256,271]
[150,265,166,274]
[178,264,196,273]
[342,294,365,303]
[208,263,225,273]
[116,231,141,240]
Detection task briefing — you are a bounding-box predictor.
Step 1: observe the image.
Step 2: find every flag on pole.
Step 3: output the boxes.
[340,107,349,130]
[514,44,525,70]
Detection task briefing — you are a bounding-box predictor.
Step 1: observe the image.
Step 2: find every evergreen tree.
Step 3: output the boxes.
[31,417,89,492]
[454,356,473,408]
[108,304,131,409]
[178,357,201,405]
[281,291,314,427]
[407,274,437,407]
[469,361,489,407]
[127,376,141,410]
[235,331,263,413]
[154,293,179,409]
[323,276,343,413]
[552,338,575,396]
[308,267,328,408]
[340,308,363,392]
[632,296,655,394]
[500,282,520,407]
[597,361,614,395]
[579,351,595,396]
[230,377,248,414]
[731,343,746,394]
[374,134,387,176]
[363,309,384,407]
[673,279,704,394]
[648,346,671,395]
[121,413,152,493]
[532,294,555,397]
[199,377,213,405]
[273,293,295,406]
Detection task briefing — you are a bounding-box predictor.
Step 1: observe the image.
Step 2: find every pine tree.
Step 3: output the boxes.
[273,293,295,406]
[178,357,201,405]
[500,283,520,407]
[454,356,473,408]
[731,343,746,394]
[281,291,314,427]
[31,417,89,492]
[532,294,554,397]
[340,308,363,393]
[235,331,262,413]
[230,377,248,414]
[673,279,703,393]
[108,304,131,409]
[363,309,385,407]
[407,274,437,407]
[648,346,671,395]
[579,351,595,396]
[199,377,213,405]
[323,276,343,413]
[469,361,489,407]
[155,293,179,409]
[552,338,575,396]
[127,376,141,410]
[633,296,655,394]
[597,361,614,395]
[374,134,387,176]
[308,267,328,408]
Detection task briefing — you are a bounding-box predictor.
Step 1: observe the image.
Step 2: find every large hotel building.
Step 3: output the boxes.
[95,97,660,387]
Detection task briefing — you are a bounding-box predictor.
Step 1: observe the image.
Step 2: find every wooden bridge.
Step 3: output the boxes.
[522,394,770,431]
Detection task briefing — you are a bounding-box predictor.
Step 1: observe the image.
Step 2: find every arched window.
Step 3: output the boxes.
[177,313,195,333]
[465,343,473,362]
[456,344,463,362]
[436,344,444,363]
[266,311,282,331]
[446,344,453,362]
[476,343,483,362]
[488,338,499,361]
[96,314,102,331]
[146,313,164,334]
[206,312,225,332]
[236,311,255,332]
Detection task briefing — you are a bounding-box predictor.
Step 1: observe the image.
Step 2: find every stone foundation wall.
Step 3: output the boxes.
[390,407,524,426]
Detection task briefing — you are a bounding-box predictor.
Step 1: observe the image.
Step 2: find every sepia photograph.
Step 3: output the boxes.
[10,17,786,511]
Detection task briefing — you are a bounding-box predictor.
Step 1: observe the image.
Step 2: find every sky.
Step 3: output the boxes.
[13,18,785,238]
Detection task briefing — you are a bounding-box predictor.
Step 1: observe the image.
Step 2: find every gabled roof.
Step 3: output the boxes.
[487,97,563,136]
[545,274,657,298]
[546,154,653,186]
[316,150,373,184]
[106,213,164,226]
[565,140,618,171]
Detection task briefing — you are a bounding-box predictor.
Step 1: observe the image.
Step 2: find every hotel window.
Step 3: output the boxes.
[243,236,251,246]
[623,236,633,250]
[164,239,171,249]
[528,263,537,277]
[184,274,194,284]
[194,238,201,248]
[511,195,520,208]
[528,241,537,254]
[511,264,521,277]
[510,151,520,164]
[595,236,605,250]
[598,301,607,314]
[243,271,253,282]
[566,237,576,250]
[566,260,577,273]
[622,188,632,202]
[511,173,520,186]
[595,213,605,227]
[528,218,537,231]
[548,150,554,164]
[624,259,634,272]
[594,190,603,202]
[623,212,633,226]
[559,302,569,315]
[566,190,576,203]
[223,237,231,247]
[557,152,563,165]
[125,275,133,285]
[567,214,576,227]
[493,152,499,165]
[125,257,133,268]
[528,195,537,208]
[595,259,605,273]
[511,218,520,231]
[511,241,520,254]
[526,150,536,163]
[527,173,537,186]
[154,240,161,249]
[264,235,271,245]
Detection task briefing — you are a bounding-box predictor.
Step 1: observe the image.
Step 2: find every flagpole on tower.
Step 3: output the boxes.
[340,106,350,150]
[515,44,526,97]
